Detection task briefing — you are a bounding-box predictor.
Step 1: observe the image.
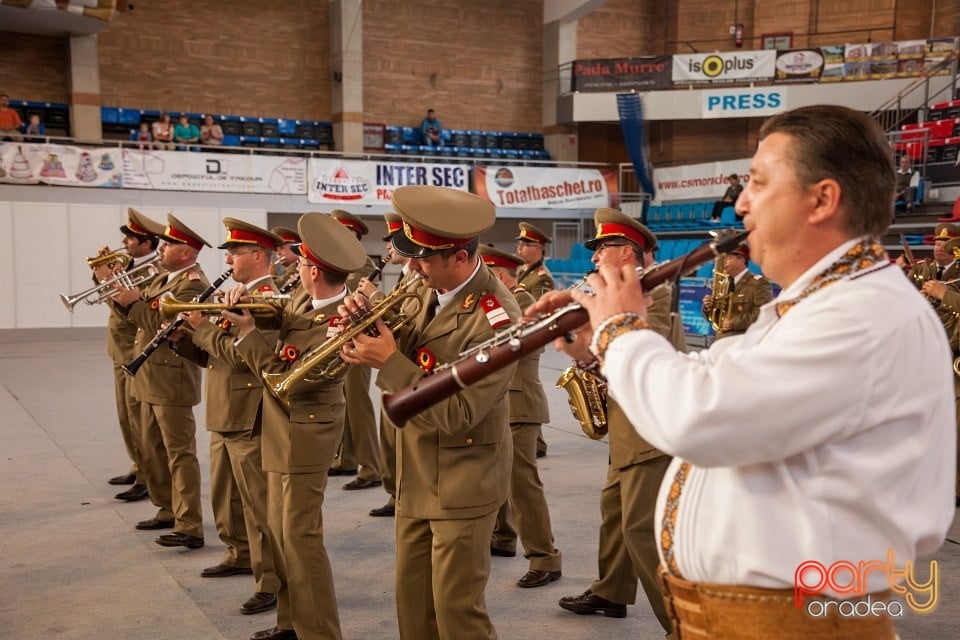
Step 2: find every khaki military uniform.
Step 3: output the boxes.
[236,292,348,640]
[124,267,209,536]
[104,255,158,482]
[912,258,960,496]
[177,274,280,595]
[590,284,678,633]
[376,268,423,508]
[517,259,554,456]
[517,259,554,301]
[704,271,774,340]
[332,257,382,481]
[491,286,560,572]
[377,263,519,640]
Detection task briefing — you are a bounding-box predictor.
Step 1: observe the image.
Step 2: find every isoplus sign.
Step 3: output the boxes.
[794,549,939,617]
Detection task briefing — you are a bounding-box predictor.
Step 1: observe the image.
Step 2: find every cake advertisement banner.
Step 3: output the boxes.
[773,49,825,84]
[307,159,470,204]
[474,166,618,209]
[122,150,307,194]
[0,143,123,187]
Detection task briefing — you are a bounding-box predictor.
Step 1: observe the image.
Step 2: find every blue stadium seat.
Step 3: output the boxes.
[220,115,241,135]
[101,107,119,125]
[450,129,468,147]
[529,133,545,151]
[385,125,403,145]
[384,142,401,154]
[278,118,297,136]
[520,149,538,162]
[239,136,260,147]
[441,129,453,144]
[400,144,418,154]
[280,138,299,149]
[300,138,320,150]
[502,148,519,163]
[499,132,517,149]
[260,136,281,148]
[240,117,262,137]
[222,134,240,147]
[401,127,420,145]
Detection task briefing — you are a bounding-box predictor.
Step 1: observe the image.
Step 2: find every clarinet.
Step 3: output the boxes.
[279,270,301,294]
[367,254,391,285]
[122,268,234,377]
[381,230,748,426]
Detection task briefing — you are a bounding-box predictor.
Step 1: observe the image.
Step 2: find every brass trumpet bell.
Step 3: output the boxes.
[87,249,131,270]
[60,255,161,311]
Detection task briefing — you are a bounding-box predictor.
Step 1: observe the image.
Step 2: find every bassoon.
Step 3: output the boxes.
[381,229,748,426]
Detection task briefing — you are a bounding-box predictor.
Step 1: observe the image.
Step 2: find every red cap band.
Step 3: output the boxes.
[518,227,547,244]
[402,221,472,251]
[299,243,345,274]
[127,220,153,237]
[225,228,277,249]
[164,225,204,251]
[482,254,518,270]
[594,222,648,250]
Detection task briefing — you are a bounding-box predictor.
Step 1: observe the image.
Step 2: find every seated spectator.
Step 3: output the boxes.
[420,108,443,147]
[200,114,223,146]
[22,114,45,141]
[0,93,23,141]
[710,173,742,221]
[173,114,200,148]
[152,112,174,149]
[136,122,153,150]
[894,154,920,213]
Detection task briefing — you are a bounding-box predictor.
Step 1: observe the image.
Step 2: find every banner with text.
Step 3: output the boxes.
[701,88,785,119]
[474,166,617,209]
[1,142,122,187]
[308,159,469,204]
[571,56,672,92]
[672,51,775,85]
[653,158,752,203]
[122,150,307,193]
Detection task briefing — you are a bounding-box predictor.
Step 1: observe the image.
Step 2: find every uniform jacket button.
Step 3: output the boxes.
[309,414,316,420]
[466,437,473,445]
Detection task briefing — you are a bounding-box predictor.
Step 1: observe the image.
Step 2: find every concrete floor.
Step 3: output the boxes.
[0,327,958,640]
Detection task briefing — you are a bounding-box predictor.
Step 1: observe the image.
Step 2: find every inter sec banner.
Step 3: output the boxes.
[308,159,469,204]
[122,149,307,194]
[652,158,751,203]
[672,51,775,85]
[0,142,122,187]
[474,166,617,209]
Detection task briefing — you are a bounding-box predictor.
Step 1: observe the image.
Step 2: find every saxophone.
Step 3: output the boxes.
[708,266,732,333]
[556,365,608,439]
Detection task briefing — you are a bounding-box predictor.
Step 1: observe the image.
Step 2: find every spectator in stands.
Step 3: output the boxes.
[894,154,920,213]
[136,122,153,150]
[22,114,45,141]
[200,114,224,146]
[710,173,743,221]
[174,114,200,148]
[420,108,443,147]
[0,93,24,141]
[152,112,174,149]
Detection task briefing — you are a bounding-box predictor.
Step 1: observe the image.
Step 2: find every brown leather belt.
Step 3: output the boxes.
[658,567,896,640]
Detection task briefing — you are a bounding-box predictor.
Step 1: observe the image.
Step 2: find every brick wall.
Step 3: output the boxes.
[0,31,69,103]
[576,0,667,58]
[97,0,330,119]
[363,0,543,132]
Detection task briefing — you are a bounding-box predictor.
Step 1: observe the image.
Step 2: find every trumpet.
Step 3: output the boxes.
[87,248,130,270]
[60,256,162,311]
[157,291,289,323]
[263,274,423,405]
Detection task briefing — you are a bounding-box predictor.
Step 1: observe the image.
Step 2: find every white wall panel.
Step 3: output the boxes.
[65,203,126,328]
[14,202,71,328]
[0,202,14,329]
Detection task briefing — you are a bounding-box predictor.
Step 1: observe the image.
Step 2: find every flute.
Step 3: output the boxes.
[382,229,749,426]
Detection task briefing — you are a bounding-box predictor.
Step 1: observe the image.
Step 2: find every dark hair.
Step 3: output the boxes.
[759,105,894,238]
[320,268,348,286]
[728,173,739,181]
[439,237,479,259]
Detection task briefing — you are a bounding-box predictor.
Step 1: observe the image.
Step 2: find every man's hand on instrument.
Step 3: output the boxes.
[356,277,378,298]
[525,290,575,319]
[222,283,248,306]
[181,309,205,330]
[110,284,141,306]
[702,294,713,308]
[921,280,947,300]
[553,324,594,363]
[341,317,397,368]
[221,308,255,337]
[570,263,649,329]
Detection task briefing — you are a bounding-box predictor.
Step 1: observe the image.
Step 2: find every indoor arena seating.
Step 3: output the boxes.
[4,97,71,137]
[645,200,744,233]
[383,125,550,162]
[99,105,335,151]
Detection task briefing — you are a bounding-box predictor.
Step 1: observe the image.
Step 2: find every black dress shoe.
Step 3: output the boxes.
[201,563,253,578]
[559,589,627,618]
[250,626,297,640]
[327,467,358,477]
[155,532,204,549]
[241,591,278,615]
[108,473,136,485]
[114,484,148,501]
[135,517,174,530]
[343,477,382,490]
[369,502,395,517]
[490,546,517,558]
[518,569,562,588]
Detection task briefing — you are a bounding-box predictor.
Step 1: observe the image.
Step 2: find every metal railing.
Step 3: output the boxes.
[869,42,960,134]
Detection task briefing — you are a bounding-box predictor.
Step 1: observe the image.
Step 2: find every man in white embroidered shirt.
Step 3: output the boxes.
[530,104,955,639]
